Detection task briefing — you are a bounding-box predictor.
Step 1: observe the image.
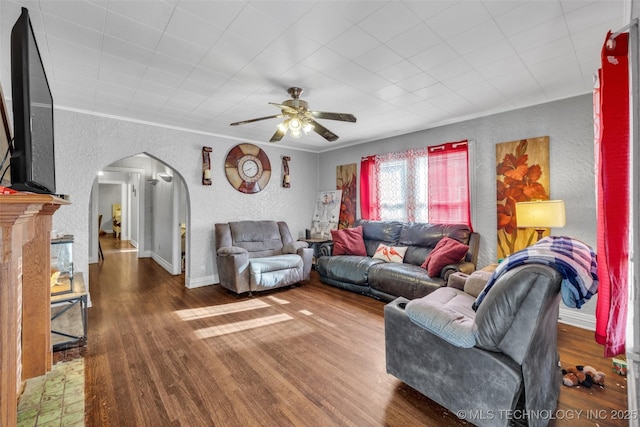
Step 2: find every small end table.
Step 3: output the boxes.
[299,238,333,268]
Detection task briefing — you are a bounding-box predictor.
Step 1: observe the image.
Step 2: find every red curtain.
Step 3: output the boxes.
[594,31,629,357]
[427,141,472,229]
[359,155,379,220]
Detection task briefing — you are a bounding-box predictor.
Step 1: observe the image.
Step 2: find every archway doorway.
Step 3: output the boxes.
[89,153,189,284]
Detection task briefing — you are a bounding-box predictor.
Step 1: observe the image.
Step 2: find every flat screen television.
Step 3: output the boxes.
[10,7,55,194]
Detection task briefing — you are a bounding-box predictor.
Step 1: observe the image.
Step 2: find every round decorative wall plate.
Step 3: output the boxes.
[225,143,271,193]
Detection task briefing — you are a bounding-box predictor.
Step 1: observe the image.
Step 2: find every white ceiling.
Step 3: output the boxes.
[0,1,627,153]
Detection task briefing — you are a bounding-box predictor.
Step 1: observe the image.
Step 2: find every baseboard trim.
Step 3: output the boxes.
[187,274,218,289]
[558,307,596,331]
[151,253,173,274]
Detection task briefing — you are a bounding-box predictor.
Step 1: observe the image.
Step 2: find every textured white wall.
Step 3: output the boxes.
[52,109,319,289]
[318,94,598,324]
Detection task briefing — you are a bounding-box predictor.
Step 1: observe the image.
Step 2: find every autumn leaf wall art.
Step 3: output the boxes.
[496,136,550,259]
[336,163,357,229]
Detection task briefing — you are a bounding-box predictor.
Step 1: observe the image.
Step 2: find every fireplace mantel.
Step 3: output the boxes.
[0,193,69,426]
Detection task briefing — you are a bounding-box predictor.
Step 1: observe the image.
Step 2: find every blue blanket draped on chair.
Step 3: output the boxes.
[473,236,598,310]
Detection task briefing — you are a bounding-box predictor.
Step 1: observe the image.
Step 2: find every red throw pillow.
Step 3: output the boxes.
[331,226,367,256]
[421,237,469,277]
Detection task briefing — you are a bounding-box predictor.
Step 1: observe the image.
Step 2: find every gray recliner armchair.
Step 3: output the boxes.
[385,264,563,427]
[215,220,313,295]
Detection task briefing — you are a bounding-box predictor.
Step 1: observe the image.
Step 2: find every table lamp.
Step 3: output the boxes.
[515,200,566,241]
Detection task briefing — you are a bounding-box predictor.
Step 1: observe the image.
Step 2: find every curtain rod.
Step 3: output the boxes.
[610,18,639,40]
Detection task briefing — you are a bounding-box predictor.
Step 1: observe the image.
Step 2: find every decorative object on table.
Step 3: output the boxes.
[229,87,356,142]
[202,146,212,185]
[336,163,356,229]
[311,190,342,239]
[515,199,566,241]
[0,83,12,187]
[282,156,291,188]
[225,143,271,193]
[496,136,549,258]
[51,236,74,296]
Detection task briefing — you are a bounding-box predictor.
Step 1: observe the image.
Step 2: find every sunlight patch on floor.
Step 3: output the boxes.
[195,313,294,338]
[175,299,270,320]
[299,309,313,316]
[265,295,290,305]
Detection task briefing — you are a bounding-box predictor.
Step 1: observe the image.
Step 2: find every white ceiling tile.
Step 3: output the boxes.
[355,45,403,73]
[97,67,140,90]
[358,2,421,42]
[447,20,505,56]
[155,34,207,66]
[326,26,380,59]
[107,1,174,31]
[186,67,227,89]
[463,39,518,70]
[372,84,409,102]
[481,1,522,16]
[409,42,459,72]
[101,35,154,66]
[405,1,458,21]
[175,1,244,30]
[377,60,422,84]
[560,0,598,14]
[249,1,315,27]
[41,13,104,51]
[99,54,147,80]
[46,35,102,66]
[395,72,438,92]
[478,56,528,80]
[456,83,508,107]
[328,1,386,24]
[289,3,354,45]
[104,11,163,51]
[494,1,565,37]
[426,2,492,40]
[442,70,487,91]
[39,0,107,32]
[508,16,570,54]
[148,53,194,79]
[302,47,350,75]
[519,37,575,68]
[164,7,224,50]
[427,58,471,82]
[227,4,283,46]
[385,23,442,59]
[565,0,625,34]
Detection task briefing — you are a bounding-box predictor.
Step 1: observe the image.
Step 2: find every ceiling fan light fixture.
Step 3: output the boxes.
[289,117,302,131]
[303,122,313,134]
[278,121,288,132]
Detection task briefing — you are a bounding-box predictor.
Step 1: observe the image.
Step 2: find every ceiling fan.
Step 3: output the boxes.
[230,87,357,142]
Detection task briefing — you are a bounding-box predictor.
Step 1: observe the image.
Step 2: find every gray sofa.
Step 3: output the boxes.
[317,220,479,302]
[385,264,563,427]
[215,220,313,295]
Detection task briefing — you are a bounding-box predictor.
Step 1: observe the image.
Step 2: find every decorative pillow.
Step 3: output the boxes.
[421,237,469,277]
[372,244,407,263]
[331,226,367,256]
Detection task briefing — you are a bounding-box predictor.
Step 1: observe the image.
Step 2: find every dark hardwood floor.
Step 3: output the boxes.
[57,236,628,426]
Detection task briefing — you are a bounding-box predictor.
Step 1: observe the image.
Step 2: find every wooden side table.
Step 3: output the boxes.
[299,238,333,268]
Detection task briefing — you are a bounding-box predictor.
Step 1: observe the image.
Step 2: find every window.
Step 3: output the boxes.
[360,141,471,228]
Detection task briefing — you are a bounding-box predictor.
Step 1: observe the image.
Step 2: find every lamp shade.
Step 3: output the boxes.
[515,200,566,228]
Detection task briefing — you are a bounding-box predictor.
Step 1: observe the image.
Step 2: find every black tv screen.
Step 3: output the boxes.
[10,7,55,194]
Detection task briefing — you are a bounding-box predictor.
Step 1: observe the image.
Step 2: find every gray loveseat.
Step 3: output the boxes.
[385,264,563,427]
[215,220,313,295]
[317,220,479,302]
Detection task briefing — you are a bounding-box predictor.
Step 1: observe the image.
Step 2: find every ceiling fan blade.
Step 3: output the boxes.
[269,102,298,114]
[230,114,283,126]
[270,127,285,142]
[310,119,339,142]
[310,111,357,122]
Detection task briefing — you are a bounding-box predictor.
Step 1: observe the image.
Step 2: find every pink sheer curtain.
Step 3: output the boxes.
[427,140,472,229]
[359,155,379,220]
[594,31,629,357]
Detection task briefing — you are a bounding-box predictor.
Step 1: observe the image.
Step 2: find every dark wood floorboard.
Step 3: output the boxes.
[56,236,627,426]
